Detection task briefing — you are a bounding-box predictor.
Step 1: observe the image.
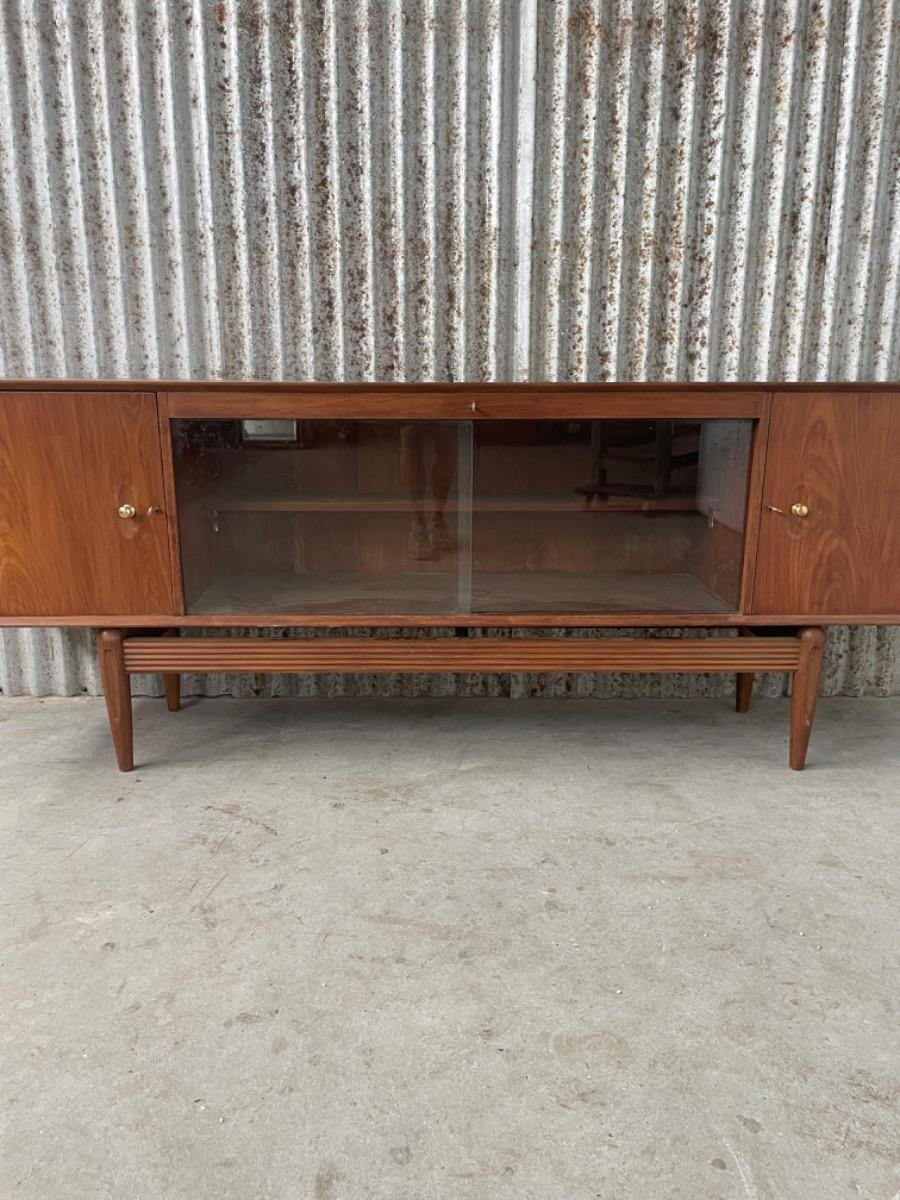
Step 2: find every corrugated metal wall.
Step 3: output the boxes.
[1,0,898,698]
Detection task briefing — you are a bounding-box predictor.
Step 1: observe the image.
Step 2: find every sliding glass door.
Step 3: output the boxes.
[171,416,753,617]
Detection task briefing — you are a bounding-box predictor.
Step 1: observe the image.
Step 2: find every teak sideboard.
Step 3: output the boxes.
[1,381,898,771]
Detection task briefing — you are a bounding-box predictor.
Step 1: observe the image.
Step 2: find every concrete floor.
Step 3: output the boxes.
[1,695,899,1200]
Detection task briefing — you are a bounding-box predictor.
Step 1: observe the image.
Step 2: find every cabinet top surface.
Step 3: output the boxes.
[0,378,897,394]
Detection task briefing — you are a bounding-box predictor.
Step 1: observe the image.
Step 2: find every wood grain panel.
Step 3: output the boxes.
[0,391,172,615]
[122,635,801,674]
[754,393,900,614]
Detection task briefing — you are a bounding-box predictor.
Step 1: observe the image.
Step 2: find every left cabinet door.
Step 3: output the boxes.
[0,391,173,616]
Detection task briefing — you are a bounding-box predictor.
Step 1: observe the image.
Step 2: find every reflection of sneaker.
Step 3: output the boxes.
[408,525,432,560]
[430,517,456,553]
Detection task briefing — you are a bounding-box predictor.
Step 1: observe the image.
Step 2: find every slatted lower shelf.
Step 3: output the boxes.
[122,636,801,674]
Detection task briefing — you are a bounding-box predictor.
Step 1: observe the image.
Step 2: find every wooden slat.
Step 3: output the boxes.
[122,636,801,674]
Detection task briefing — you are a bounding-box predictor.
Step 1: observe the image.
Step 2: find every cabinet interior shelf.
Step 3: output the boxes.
[208,495,699,514]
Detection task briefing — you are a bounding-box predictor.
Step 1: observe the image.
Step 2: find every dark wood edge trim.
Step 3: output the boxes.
[1,378,897,394]
[748,390,777,615]
[740,393,771,611]
[155,391,185,614]
[2,613,894,628]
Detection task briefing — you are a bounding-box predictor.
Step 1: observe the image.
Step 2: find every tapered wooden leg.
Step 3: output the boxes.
[162,674,181,712]
[789,627,826,770]
[735,671,754,713]
[735,628,754,712]
[97,630,133,772]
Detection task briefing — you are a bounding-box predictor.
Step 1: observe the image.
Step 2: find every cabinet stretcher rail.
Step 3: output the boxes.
[121,636,802,674]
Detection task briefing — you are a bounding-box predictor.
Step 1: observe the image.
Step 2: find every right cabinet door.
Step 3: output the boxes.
[754,392,900,615]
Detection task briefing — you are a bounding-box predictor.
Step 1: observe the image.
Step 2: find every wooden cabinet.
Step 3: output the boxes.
[0,381,897,771]
[0,391,172,616]
[754,392,900,615]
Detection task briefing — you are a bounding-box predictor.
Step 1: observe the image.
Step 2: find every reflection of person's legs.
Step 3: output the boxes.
[400,423,427,509]
[428,424,457,551]
[400,424,431,559]
[429,424,457,517]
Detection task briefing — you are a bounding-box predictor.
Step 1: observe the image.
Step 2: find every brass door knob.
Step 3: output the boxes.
[790,502,809,518]
[117,503,136,519]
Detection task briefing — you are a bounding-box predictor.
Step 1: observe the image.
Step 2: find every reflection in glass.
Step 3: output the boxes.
[171,417,753,616]
[469,419,752,614]
[172,419,468,615]
[400,423,458,561]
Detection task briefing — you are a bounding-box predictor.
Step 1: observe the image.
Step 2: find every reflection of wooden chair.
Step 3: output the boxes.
[576,421,699,502]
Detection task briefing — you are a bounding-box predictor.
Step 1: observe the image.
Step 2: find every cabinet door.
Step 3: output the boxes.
[754,393,900,615]
[0,391,173,616]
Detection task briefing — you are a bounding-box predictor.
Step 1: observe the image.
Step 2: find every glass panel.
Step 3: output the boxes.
[171,419,472,615]
[470,419,753,613]
[172,416,753,617]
